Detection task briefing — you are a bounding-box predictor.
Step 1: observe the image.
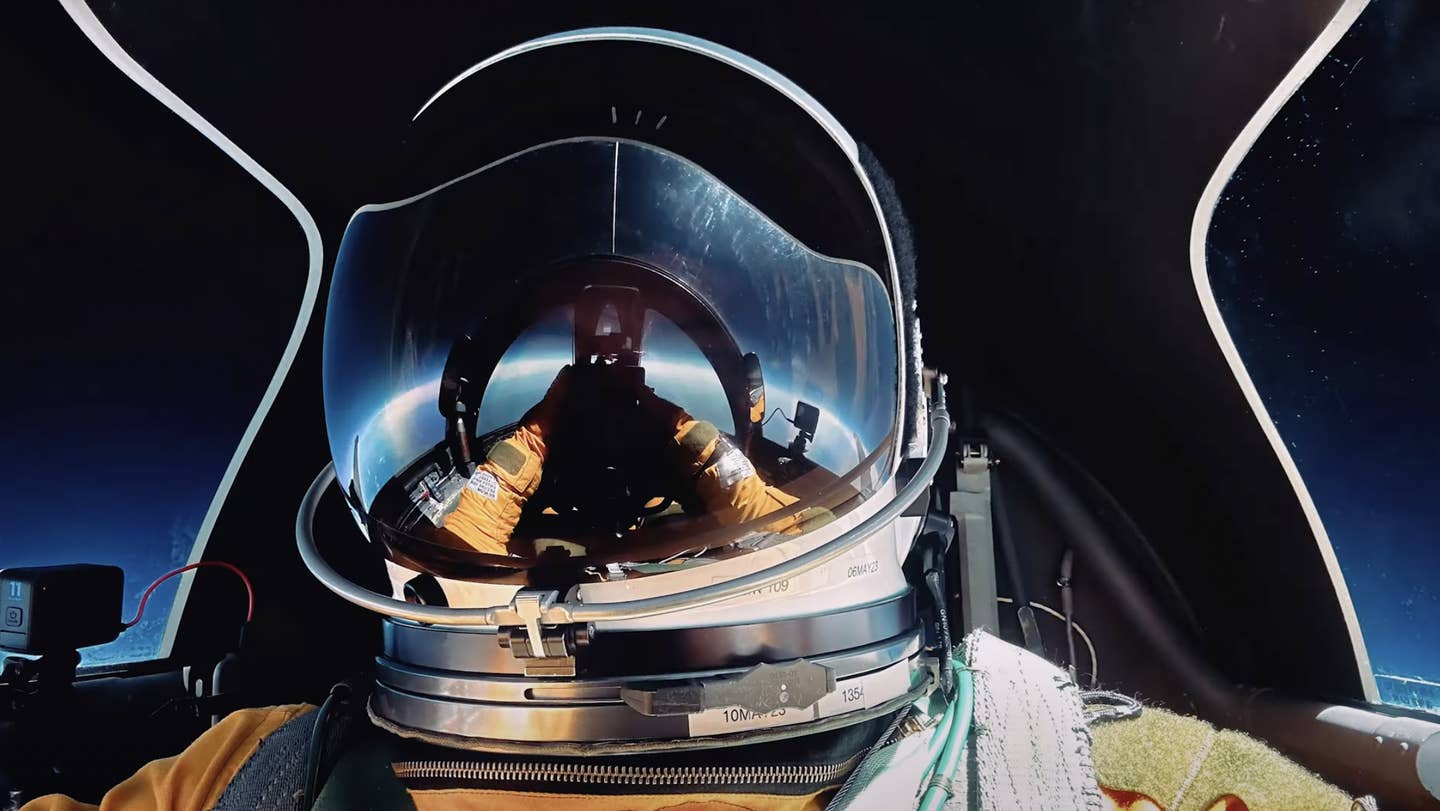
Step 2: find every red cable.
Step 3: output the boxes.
[122,561,254,628]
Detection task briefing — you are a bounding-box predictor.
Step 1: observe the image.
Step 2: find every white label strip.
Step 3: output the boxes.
[814,657,913,717]
[466,469,500,500]
[722,555,884,607]
[688,703,813,737]
[687,657,916,737]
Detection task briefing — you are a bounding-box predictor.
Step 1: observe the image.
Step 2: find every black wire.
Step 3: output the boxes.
[924,569,955,696]
[1059,548,1079,685]
[761,407,792,427]
[302,682,350,809]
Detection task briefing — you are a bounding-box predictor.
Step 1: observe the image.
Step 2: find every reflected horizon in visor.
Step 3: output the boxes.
[322,138,899,570]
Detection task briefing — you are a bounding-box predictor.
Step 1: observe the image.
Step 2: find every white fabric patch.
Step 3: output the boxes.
[714,446,755,489]
[833,633,1102,810]
[466,469,500,501]
[947,631,1103,810]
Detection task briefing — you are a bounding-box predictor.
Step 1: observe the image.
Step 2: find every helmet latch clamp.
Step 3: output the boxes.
[497,590,594,677]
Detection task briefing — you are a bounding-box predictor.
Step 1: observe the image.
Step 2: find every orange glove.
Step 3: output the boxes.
[639,388,828,534]
[442,367,570,555]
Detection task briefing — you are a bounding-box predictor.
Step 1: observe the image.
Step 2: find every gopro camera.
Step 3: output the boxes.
[0,565,124,654]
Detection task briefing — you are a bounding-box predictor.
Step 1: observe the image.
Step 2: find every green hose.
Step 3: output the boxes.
[925,689,957,757]
[917,665,974,811]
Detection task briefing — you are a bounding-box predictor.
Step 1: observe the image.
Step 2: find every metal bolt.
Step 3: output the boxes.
[574,624,595,646]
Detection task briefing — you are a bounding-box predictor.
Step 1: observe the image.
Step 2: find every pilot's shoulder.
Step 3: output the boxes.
[21,704,316,811]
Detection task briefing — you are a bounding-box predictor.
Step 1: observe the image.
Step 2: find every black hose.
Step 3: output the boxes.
[979,412,1237,720]
[302,682,351,809]
[1038,419,1203,640]
[990,465,1043,655]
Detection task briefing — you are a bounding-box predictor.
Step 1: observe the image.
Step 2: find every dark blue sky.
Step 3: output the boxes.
[1,318,285,665]
[1,28,303,663]
[1206,1,1440,709]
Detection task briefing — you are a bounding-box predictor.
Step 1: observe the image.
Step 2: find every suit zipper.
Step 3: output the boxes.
[392,754,859,788]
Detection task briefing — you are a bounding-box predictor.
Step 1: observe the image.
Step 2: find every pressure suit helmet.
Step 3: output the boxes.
[300,28,950,753]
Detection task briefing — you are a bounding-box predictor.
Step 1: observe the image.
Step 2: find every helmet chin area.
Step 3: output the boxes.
[368,600,928,753]
[368,495,934,753]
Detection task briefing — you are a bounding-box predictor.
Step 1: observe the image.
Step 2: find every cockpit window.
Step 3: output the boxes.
[1,178,304,668]
[1204,3,1440,713]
